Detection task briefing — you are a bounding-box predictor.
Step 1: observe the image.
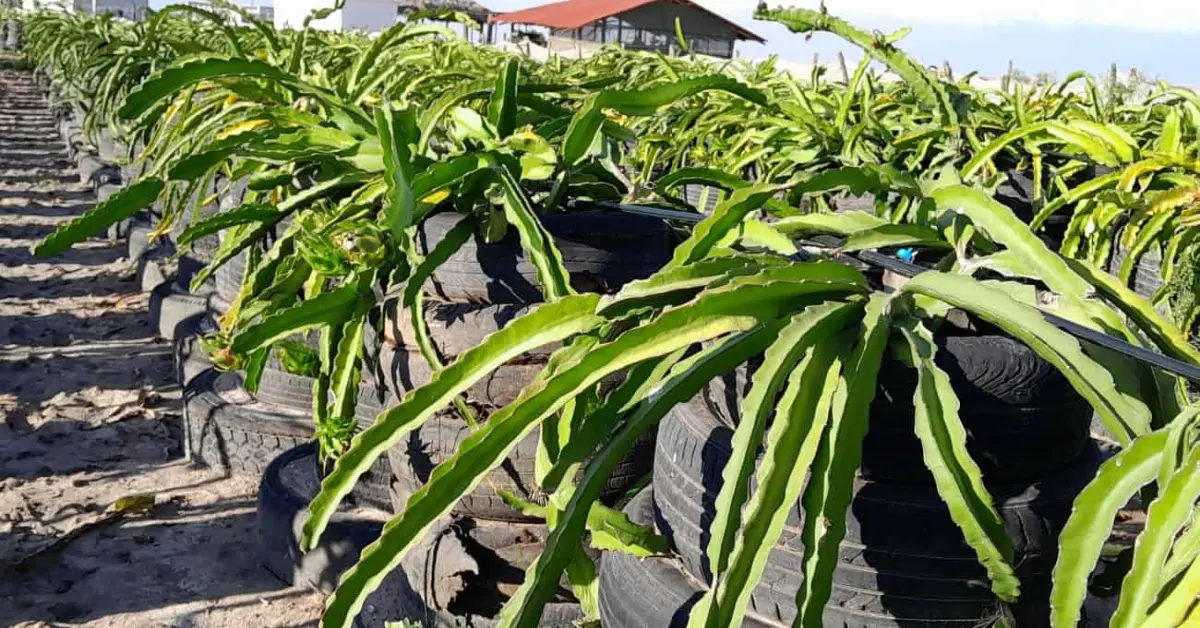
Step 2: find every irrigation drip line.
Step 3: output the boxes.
[575,199,1200,384]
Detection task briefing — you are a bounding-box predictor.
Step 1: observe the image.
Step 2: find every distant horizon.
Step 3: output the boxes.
[148,0,1200,85]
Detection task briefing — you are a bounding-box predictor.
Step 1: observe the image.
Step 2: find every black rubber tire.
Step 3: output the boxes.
[176,253,212,289]
[57,116,76,143]
[127,219,155,262]
[149,279,215,340]
[600,490,1014,628]
[120,162,143,189]
[682,183,723,213]
[348,386,400,512]
[95,182,120,203]
[599,490,778,628]
[214,244,249,305]
[92,165,121,190]
[418,210,673,304]
[184,369,314,476]
[357,516,584,628]
[220,177,249,212]
[137,246,173,293]
[257,443,386,594]
[652,397,1106,627]
[106,214,137,241]
[380,342,543,410]
[1109,238,1163,300]
[706,331,1094,483]
[95,130,124,165]
[383,300,554,360]
[76,153,104,186]
[254,364,316,411]
[170,179,222,262]
[66,130,86,158]
[994,170,1070,249]
[174,311,218,387]
[383,368,655,522]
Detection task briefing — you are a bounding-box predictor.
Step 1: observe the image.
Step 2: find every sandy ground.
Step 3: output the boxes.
[0,71,325,628]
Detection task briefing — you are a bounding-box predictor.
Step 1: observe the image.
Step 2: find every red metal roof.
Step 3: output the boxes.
[490,0,766,43]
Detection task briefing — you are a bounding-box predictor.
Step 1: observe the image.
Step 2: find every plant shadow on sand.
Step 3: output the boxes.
[0,495,321,627]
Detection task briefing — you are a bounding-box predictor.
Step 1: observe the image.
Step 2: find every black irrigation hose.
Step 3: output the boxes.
[578,199,1200,384]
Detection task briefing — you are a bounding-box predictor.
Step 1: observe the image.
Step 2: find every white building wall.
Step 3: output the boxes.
[23,1,76,12]
[274,0,399,33]
[341,0,398,33]
[274,0,343,31]
[88,0,147,19]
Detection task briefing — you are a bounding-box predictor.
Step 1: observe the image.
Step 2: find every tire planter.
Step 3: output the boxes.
[231,349,396,510]
[169,178,223,262]
[213,244,249,307]
[243,364,396,512]
[149,279,216,340]
[257,443,387,594]
[381,211,671,522]
[95,128,125,165]
[350,385,401,512]
[357,514,584,628]
[95,181,121,203]
[1108,234,1163,300]
[253,362,319,411]
[76,153,105,186]
[6,19,22,51]
[682,184,722,214]
[174,311,219,388]
[380,340,542,409]
[183,369,312,475]
[381,343,653,522]
[652,397,1106,627]
[417,210,674,304]
[137,245,173,293]
[706,329,1094,483]
[127,218,155,263]
[599,490,777,628]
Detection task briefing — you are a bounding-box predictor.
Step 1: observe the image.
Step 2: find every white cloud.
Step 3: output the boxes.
[697,0,1200,32]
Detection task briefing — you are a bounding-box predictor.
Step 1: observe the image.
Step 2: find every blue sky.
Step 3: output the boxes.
[152,0,1200,84]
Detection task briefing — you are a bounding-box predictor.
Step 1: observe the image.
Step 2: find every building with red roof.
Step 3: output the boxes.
[491,0,764,59]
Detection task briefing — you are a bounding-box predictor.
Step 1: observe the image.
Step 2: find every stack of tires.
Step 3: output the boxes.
[356,210,674,626]
[600,327,1102,628]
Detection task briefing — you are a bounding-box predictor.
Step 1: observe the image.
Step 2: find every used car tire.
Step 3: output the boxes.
[173,311,218,387]
[257,443,386,593]
[240,363,396,511]
[137,245,173,293]
[380,341,543,410]
[382,353,654,521]
[652,397,1106,627]
[706,330,1093,483]
[357,515,584,628]
[349,385,401,512]
[169,178,222,262]
[76,152,105,186]
[149,279,216,340]
[383,300,554,360]
[1109,236,1163,300]
[418,210,674,304]
[183,369,312,475]
[600,490,1014,628]
[127,218,156,262]
[254,363,317,411]
[214,243,249,306]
